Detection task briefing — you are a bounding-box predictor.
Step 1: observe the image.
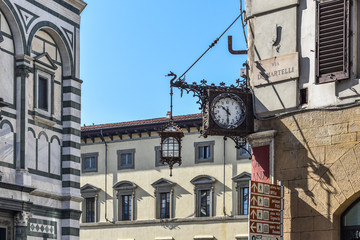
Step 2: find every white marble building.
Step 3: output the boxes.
[0,0,86,239]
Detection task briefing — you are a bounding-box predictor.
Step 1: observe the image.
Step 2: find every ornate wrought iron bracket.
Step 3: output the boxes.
[166,70,249,112]
[225,136,252,159]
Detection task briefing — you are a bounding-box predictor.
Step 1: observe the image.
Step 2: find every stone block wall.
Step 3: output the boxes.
[255,106,360,240]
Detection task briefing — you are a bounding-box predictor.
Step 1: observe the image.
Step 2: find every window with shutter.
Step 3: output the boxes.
[317,0,350,83]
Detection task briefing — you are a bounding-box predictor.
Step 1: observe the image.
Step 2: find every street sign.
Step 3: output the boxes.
[249,220,281,235]
[250,193,281,210]
[249,208,281,222]
[250,181,281,197]
[249,181,283,240]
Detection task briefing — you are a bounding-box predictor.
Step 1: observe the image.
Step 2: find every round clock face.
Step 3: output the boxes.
[210,93,246,129]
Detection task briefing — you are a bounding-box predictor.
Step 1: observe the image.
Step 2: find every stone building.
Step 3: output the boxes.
[0,0,86,239]
[80,114,252,240]
[245,0,360,239]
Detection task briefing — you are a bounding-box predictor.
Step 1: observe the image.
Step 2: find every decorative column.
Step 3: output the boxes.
[210,186,214,217]
[14,211,32,240]
[170,188,174,219]
[154,189,158,219]
[15,57,33,186]
[132,191,136,221]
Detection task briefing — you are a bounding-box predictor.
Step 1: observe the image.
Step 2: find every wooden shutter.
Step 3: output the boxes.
[317,0,350,83]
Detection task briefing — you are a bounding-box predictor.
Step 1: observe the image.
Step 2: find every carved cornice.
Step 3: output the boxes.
[247,130,277,148]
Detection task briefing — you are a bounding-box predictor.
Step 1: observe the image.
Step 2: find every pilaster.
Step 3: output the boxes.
[15,55,33,186]
[62,76,82,240]
[14,211,32,240]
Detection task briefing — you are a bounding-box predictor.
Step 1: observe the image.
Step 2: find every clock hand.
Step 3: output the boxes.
[222,106,231,115]
[226,107,231,115]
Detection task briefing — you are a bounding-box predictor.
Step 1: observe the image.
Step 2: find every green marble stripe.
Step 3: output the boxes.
[0,48,14,56]
[62,141,80,149]
[0,31,13,39]
[62,181,80,189]
[0,161,15,169]
[25,0,80,27]
[63,127,81,136]
[31,205,81,220]
[20,71,26,168]
[63,100,81,110]
[63,86,81,96]
[62,209,82,220]
[61,227,79,236]
[61,154,80,163]
[1,111,16,119]
[62,115,81,124]
[62,168,80,176]
[51,0,81,14]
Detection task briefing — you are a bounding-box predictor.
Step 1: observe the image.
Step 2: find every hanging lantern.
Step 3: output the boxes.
[159,121,184,176]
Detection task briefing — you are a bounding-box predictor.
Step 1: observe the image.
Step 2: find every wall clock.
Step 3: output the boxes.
[210,93,246,129]
[203,89,253,137]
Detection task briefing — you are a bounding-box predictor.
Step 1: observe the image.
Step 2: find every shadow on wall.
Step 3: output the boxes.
[174,185,191,199]
[257,109,360,239]
[136,186,152,201]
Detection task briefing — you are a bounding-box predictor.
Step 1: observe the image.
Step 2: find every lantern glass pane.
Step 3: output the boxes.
[162,137,179,157]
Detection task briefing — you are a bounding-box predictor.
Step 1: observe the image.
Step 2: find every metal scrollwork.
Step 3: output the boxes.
[167,70,249,113]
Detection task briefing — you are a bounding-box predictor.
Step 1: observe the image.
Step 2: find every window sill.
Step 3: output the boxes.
[118,167,134,170]
[193,236,215,240]
[195,159,213,164]
[31,109,56,127]
[82,169,98,173]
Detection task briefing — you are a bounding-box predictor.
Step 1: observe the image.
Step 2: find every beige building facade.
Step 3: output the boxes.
[246,0,360,239]
[80,114,252,240]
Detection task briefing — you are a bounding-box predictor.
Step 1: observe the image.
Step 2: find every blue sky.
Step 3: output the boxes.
[80,0,247,125]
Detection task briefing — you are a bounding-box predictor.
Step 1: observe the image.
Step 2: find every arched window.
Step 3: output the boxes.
[341,199,360,239]
[191,175,216,217]
[113,181,137,221]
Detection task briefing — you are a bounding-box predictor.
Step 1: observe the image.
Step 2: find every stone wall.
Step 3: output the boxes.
[255,106,360,240]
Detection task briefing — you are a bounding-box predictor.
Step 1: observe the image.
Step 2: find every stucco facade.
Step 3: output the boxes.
[80,114,252,240]
[246,0,360,239]
[0,0,86,239]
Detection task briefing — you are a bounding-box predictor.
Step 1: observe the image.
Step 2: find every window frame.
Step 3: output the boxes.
[232,172,251,216]
[85,197,95,223]
[194,141,215,164]
[191,175,216,218]
[34,69,54,116]
[117,149,135,170]
[80,184,100,223]
[113,181,137,221]
[81,152,98,173]
[316,0,350,83]
[152,178,175,219]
